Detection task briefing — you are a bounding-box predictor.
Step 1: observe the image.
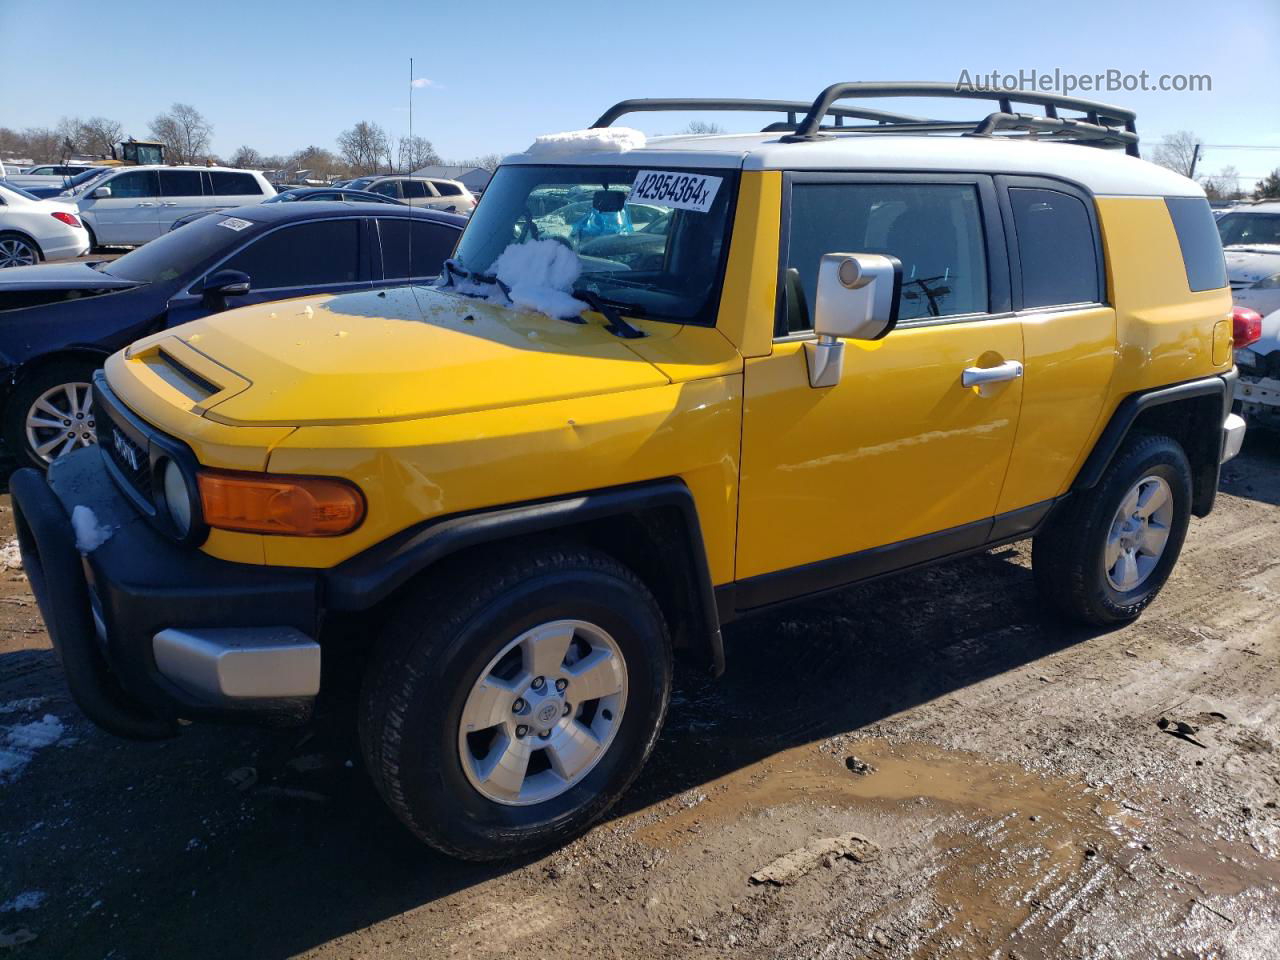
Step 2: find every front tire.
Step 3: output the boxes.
[360,543,672,860]
[1033,433,1192,626]
[4,361,99,469]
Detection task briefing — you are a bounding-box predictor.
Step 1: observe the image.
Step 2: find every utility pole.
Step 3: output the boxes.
[1189,142,1201,179]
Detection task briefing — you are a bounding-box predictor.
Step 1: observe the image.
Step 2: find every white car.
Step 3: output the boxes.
[344,175,476,213]
[65,165,276,247]
[1235,307,1280,431]
[0,181,90,267]
[1218,201,1280,318]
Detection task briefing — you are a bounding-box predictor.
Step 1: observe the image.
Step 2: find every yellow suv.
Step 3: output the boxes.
[12,83,1247,860]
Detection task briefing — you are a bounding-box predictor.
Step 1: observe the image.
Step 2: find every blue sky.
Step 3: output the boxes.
[3,0,1278,188]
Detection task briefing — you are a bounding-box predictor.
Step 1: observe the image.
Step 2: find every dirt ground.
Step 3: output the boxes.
[1,437,1278,960]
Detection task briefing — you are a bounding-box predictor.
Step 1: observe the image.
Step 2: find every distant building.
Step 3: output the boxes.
[410,164,492,193]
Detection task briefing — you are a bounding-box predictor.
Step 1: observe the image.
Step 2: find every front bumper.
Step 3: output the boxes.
[10,446,322,738]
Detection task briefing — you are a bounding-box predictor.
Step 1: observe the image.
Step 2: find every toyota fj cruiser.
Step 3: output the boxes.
[12,82,1247,860]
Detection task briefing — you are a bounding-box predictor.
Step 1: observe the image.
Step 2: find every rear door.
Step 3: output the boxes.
[86,169,161,245]
[207,170,267,210]
[373,216,461,285]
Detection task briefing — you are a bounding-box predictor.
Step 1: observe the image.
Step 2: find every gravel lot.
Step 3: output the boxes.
[1,437,1278,959]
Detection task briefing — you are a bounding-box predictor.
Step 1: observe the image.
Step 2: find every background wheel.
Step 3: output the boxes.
[360,543,671,860]
[0,232,40,268]
[4,360,100,469]
[1033,433,1192,626]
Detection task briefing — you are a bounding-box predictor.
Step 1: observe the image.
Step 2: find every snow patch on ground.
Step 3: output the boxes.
[492,240,585,320]
[0,715,66,783]
[521,127,646,159]
[0,891,47,913]
[0,698,48,715]
[0,537,21,571]
[71,505,113,553]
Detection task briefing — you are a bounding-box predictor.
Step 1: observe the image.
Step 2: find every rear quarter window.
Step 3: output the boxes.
[209,171,263,197]
[1165,197,1227,292]
[1009,187,1100,307]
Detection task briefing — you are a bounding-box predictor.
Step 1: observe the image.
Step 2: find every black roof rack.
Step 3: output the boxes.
[591,82,1140,158]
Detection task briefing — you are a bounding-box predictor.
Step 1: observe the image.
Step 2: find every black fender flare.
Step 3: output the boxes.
[323,478,725,676]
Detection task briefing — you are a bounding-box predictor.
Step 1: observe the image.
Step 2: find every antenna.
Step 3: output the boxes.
[408,56,413,283]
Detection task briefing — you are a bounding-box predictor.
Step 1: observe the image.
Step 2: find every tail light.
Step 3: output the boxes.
[197,470,365,536]
[1232,306,1263,348]
[50,211,81,228]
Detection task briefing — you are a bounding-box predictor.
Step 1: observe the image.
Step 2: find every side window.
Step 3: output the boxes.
[159,169,204,198]
[1008,187,1100,307]
[433,181,462,197]
[209,171,262,196]
[105,170,160,199]
[220,220,361,289]
[377,219,459,278]
[784,182,988,332]
[401,180,430,199]
[370,180,401,198]
[1166,197,1228,292]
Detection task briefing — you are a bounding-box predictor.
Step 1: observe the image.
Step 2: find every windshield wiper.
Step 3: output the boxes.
[572,289,645,339]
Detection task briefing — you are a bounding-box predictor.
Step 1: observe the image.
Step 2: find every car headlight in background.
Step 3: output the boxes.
[1252,272,1280,289]
[162,458,193,537]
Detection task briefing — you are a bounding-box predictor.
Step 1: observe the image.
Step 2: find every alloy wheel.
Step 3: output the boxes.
[0,237,38,268]
[26,382,96,464]
[1104,475,1174,592]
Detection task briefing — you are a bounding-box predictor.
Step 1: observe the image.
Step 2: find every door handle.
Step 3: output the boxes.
[161,201,177,207]
[135,201,156,207]
[962,360,1023,388]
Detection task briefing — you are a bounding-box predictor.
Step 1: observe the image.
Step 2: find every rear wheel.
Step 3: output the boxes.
[1033,433,1192,626]
[4,361,99,469]
[360,543,671,860]
[0,232,40,268]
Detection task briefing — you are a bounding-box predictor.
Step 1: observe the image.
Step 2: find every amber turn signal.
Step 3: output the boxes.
[197,470,365,537]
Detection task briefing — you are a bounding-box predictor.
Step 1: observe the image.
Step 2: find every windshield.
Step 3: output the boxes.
[64,168,113,196]
[101,215,246,283]
[1218,212,1280,247]
[347,177,377,190]
[452,164,737,324]
[64,167,107,190]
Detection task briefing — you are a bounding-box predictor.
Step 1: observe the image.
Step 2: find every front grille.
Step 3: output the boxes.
[95,399,153,503]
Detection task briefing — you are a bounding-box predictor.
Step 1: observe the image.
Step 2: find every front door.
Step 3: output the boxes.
[735,175,1024,597]
[86,169,161,245]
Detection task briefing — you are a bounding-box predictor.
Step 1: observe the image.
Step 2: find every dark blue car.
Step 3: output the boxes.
[0,202,464,467]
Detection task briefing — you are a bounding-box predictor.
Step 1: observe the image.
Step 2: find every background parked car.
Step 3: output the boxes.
[0,203,464,466]
[4,163,101,192]
[0,181,89,268]
[167,186,406,231]
[1219,201,1280,319]
[64,166,276,248]
[19,166,110,199]
[343,175,476,213]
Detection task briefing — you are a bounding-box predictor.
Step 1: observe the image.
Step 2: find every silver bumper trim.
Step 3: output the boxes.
[1221,412,1247,464]
[153,627,321,701]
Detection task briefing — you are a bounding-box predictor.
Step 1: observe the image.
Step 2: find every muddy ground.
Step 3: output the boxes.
[2,438,1278,960]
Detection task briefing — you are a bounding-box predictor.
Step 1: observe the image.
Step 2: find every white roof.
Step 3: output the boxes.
[506,132,1203,198]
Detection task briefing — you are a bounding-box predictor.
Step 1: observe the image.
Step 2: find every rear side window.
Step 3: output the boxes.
[1009,187,1099,307]
[220,220,360,288]
[433,181,462,196]
[159,169,203,197]
[377,218,459,278]
[402,180,430,199]
[1166,197,1227,292]
[785,182,988,331]
[209,171,262,196]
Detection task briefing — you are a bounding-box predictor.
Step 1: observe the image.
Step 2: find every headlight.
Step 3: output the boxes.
[162,459,193,536]
[1252,272,1280,289]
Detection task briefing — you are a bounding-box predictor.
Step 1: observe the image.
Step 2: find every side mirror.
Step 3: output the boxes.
[91,185,112,198]
[201,269,251,310]
[805,253,902,388]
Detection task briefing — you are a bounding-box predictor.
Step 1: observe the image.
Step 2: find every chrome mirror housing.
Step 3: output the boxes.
[805,253,902,388]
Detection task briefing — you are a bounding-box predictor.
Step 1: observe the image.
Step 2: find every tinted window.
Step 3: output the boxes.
[402,180,430,199]
[433,181,462,196]
[370,180,400,198]
[1009,187,1099,307]
[1166,197,1228,292]
[220,219,360,288]
[1217,212,1280,246]
[377,218,459,278]
[785,183,988,331]
[106,170,159,198]
[209,171,262,196]
[159,169,204,197]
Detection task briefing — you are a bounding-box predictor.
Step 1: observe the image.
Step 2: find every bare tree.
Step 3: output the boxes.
[149,103,213,165]
[55,116,86,156]
[78,117,124,157]
[1255,168,1280,200]
[21,127,63,163]
[462,153,504,173]
[337,121,390,175]
[287,145,346,181]
[397,135,440,173]
[1202,166,1243,202]
[1152,131,1202,178]
[683,120,725,135]
[229,145,265,169]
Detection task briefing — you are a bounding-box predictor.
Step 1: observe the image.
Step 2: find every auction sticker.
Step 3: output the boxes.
[217,216,253,232]
[629,171,722,212]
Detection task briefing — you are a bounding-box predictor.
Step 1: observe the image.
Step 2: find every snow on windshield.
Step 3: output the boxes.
[519,127,646,160]
[491,240,585,319]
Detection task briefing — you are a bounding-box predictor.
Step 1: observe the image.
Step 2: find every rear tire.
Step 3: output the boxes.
[1033,433,1192,626]
[359,543,672,860]
[0,232,40,268]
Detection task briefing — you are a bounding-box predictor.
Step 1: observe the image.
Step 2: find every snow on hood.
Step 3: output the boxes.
[518,127,646,160]
[491,240,586,320]
[1225,245,1280,285]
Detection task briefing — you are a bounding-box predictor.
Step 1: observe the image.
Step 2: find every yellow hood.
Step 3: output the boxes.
[127,286,674,427]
